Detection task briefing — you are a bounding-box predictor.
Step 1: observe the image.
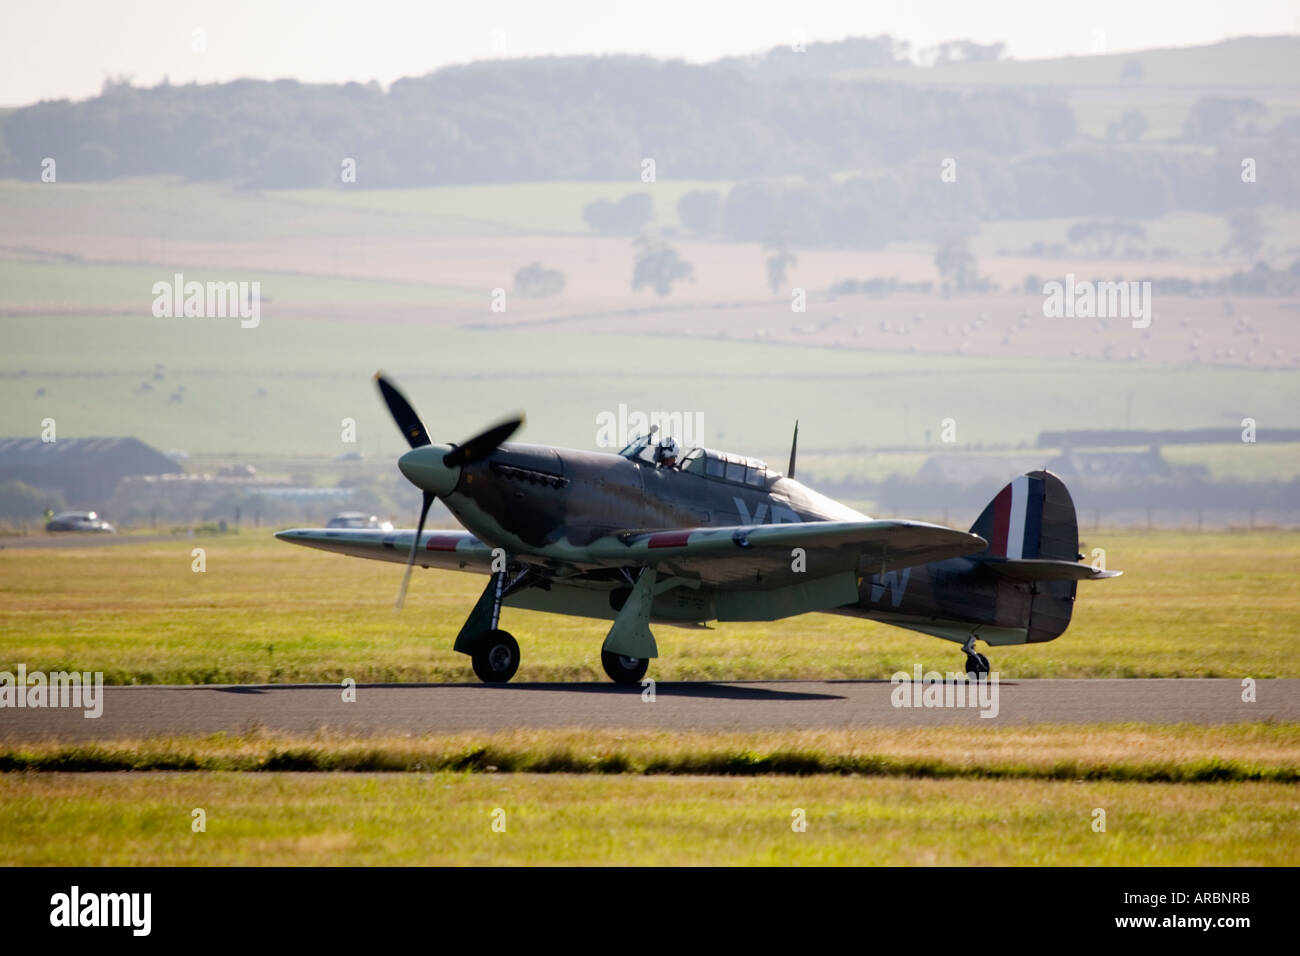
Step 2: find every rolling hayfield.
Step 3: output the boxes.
[4,310,1298,459]
[2,178,1297,465]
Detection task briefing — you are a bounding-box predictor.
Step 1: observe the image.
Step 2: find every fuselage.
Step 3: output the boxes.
[438,442,865,554]
[403,441,1066,647]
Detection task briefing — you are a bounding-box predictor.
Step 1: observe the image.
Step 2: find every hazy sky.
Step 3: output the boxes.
[3,0,1298,106]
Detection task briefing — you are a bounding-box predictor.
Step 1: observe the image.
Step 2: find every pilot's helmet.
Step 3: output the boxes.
[658,437,680,460]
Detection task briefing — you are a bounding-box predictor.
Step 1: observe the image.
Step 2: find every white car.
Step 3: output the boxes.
[325,512,393,531]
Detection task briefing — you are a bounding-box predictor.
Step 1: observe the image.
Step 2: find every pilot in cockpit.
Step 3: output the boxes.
[655,437,680,469]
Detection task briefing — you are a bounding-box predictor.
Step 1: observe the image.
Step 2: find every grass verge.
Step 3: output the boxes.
[2,724,1297,782]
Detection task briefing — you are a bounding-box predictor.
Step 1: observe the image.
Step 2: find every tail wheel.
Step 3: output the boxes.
[601,650,649,685]
[471,629,520,683]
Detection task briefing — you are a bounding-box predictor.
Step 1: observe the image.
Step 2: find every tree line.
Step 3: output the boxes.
[0,48,1073,187]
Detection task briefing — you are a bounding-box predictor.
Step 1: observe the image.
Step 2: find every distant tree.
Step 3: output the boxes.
[677,189,722,236]
[582,193,654,236]
[750,35,905,76]
[513,261,566,297]
[0,480,64,521]
[934,237,978,293]
[1120,60,1145,83]
[632,237,694,296]
[763,236,797,294]
[1182,97,1266,142]
[1222,211,1264,261]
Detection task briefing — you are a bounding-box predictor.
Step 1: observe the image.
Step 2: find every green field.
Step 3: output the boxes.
[273,180,735,236]
[0,177,733,242]
[0,260,473,310]
[4,311,1297,459]
[2,771,1293,865]
[1,529,1296,683]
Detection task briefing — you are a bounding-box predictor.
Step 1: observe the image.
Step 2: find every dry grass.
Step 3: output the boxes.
[2,724,1296,781]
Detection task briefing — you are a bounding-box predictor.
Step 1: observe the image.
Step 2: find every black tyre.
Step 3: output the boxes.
[472,629,520,683]
[601,649,649,684]
[965,652,990,677]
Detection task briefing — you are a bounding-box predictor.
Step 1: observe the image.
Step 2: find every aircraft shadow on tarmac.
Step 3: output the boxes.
[211,682,843,702]
[505,682,843,701]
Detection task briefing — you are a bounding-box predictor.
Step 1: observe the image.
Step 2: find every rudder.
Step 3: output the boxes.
[969,470,1081,642]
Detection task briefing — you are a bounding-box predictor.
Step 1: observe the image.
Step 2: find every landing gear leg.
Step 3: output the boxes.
[456,568,526,684]
[961,635,990,678]
[600,567,659,683]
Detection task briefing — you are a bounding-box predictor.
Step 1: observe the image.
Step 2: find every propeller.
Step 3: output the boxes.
[444,416,524,467]
[394,491,434,610]
[373,372,524,610]
[375,373,431,448]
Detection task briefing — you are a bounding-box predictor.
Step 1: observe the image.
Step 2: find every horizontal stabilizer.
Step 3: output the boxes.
[982,557,1122,581]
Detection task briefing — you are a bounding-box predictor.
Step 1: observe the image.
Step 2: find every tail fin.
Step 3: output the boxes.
[969,470,1084,643]
[970,470,1079,562]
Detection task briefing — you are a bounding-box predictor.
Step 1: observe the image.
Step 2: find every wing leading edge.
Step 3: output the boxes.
[274,528,496,571]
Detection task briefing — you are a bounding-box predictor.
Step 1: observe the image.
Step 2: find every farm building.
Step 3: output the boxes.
[0,437,182,507]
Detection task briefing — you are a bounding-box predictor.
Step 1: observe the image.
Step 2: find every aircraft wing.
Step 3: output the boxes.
[275,528,496,571]
[584,520,987,589]
[277,520,988,592]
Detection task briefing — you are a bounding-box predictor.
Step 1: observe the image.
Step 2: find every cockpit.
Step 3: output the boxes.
[618,434,780,488]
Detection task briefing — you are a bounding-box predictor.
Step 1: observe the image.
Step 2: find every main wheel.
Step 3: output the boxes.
[601,649,649,685]
[471,629,520,683]
[964,652,990,677]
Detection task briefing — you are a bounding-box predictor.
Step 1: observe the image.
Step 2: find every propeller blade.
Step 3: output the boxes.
[443,415,524,468]
[394,491,435,611]
[375,373,431,449]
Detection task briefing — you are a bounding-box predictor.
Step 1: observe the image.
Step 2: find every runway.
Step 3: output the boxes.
[1,679,1294,740]
[0,534,181,549]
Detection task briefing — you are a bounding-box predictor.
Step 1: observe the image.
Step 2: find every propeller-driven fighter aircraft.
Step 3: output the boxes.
[277,375,1120,683]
